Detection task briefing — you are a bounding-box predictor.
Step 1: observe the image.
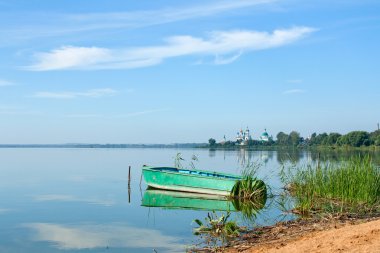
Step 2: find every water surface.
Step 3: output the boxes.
[0,148,378,252]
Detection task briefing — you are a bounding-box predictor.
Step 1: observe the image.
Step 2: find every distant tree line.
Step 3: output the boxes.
[305,130,380,147]
[208,129,380,148]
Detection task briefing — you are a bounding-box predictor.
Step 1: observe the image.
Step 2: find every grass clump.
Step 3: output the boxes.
[231,178,267,200]
[230,162,267,201]
[229,162,268,221]
[193,211,244,249]
[193,211,241,237]
[288,155,380,216]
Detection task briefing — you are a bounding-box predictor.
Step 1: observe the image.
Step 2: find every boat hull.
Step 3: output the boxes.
[142,166,240,196]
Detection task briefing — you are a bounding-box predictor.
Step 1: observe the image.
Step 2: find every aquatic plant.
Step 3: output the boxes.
[173,153,199,170]
[230,162,267,201]
[174,152,185,169]
[193,211,242,241]
[287,155,380,215]
[231,177,267,200]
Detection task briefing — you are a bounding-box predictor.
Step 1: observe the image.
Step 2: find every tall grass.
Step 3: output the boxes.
[288,155,380,215]
[230,162,267,201]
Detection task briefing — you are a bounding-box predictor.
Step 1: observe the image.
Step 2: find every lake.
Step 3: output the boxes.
[0,148,379,252]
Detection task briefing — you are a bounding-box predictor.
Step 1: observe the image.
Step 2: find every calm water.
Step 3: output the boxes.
[0,148,379,253]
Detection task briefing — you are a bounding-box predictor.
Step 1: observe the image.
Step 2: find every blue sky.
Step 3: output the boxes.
[0,0,379,144]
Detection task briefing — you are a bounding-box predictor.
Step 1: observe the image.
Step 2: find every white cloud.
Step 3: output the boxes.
[116,108,170,118]
[26,27,315,71]
[62,108,168,119]
[214,51,243,65]
[283,89,305,94]
[0,79,14,86]
[0,105,42,115]
[25,223,183,252]
[33,88,117,99]
[1,0,278,45]
[68,0,278,29]
[287,79,303,84]
[65,114,103,118]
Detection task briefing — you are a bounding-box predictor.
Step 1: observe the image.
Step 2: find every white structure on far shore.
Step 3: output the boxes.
[260,129,271,142]
[236,127,252,145]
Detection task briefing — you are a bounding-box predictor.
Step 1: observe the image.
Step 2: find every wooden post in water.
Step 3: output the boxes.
[128,166,131,203]
[128,166,131,187]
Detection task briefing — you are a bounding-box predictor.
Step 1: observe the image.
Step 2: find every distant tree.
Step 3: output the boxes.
[289,131,301,146]
[307,132,317,145]
[370,130,380,145]
[208,138,216,147]
[223,141,235,147]
[315,133,328,145]
[375,136,380,146]
[326,133,341,146]
[276,132,289,146]
[337,135,348,146]
[338,131,370,147]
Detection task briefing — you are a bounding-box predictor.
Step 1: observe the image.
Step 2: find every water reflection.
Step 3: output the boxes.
[142,189,236,212]
[274,149,304,164]
[0,208,12,214]
[1,148,379,253]
[141,188,267,222]
[208,148,380,166]
[190,193,268,250]
[33,194,115,206]
[25,223,183,253]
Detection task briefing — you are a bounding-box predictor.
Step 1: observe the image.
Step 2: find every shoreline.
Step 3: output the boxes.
[221,216,380,253]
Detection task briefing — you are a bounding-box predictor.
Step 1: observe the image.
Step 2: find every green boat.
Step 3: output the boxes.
[142,166,242,196]
[142,189,236,211]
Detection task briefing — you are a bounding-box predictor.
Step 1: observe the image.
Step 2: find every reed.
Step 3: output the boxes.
[288,155,380,215]
[230,162,267,201]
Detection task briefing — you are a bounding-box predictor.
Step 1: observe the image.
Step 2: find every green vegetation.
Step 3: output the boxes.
[173,152,199,169]
[230,162,267,201]
[230,178,267,200]
[192,211,244,250]
[229,163,268,222]
[207,129,380,149]
[285,155,380,216]
[193,211,241,237]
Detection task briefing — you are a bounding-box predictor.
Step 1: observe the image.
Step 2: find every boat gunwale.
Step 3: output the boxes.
[142,166,242,181]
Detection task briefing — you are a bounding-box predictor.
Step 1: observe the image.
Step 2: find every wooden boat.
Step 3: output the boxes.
[142,189,236,211]
[142,165,242,196]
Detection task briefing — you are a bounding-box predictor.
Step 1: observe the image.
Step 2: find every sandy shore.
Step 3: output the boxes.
[226,218,380,253]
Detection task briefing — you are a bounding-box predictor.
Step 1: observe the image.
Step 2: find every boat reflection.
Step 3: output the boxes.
[142,189,236,211]
[142,189,267,218]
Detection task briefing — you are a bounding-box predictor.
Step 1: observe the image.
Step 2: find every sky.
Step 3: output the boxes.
[0,0,379,144]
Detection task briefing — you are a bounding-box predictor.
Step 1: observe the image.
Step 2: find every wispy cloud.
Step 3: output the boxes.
[33,88,117,99]
[287,79,303,84]
[0,79,14,86]
[25,27,315,71]
[283,89,306,94]
[1,0,277,45]
[64,108,170,119]
[116,108,170,118]
[65,114,103,118]
[0,105,42,115]
[68,0,277,28]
